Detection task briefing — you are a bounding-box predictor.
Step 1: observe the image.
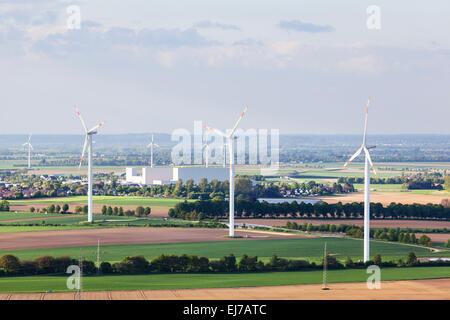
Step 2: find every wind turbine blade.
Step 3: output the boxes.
[154,144,160,148]
[343,147,363,168]
[29,144,34,150]
[147,143,152,148]
[204,125,226,137]
[74,105,88,133]
[79,135,88,169]
[362,95,370,145]
[229,105,248,137]
[28,133,32,143]
[364,147,377,177]
[22,143,28,146]
[88,121,106,134]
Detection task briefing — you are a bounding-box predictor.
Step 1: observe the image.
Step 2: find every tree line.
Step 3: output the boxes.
[170,199,450,220]
[1,251,449,277]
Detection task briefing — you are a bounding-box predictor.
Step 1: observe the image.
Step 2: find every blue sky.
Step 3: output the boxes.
[0,0,449,134]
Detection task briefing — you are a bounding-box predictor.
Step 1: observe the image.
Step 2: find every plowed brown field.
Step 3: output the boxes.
[0,227,312,250]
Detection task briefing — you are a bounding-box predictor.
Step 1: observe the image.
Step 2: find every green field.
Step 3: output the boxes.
[10,196,187,207]
[0,212,67,221]
[0,267,448,293]
[0,216,197,232]
[2,237,447,263]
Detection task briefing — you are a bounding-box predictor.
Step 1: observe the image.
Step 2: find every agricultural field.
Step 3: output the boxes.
[2,237,448,263]
[0,267,448,294]
[10,196,187,207]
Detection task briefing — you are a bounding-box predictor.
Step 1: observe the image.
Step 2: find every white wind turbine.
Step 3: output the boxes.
[75,106,105,223]
[204,106,248,237]
[23,133,33,169]
[147,134,159,168]
[202,142,210,168]
[343,95,377,262]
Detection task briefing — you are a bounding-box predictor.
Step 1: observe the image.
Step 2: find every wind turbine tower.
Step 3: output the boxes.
[343,96,377,262]
[75,106,105,223]
[147,134,159,168]
[23,133,33,169]
[204,106,248,237]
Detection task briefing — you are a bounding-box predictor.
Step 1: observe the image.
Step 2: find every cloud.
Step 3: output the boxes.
[138,27,216,47]
[193,20,240,31]
[233,38,263,46]
[278,20,334,33]
[32,25,217,57]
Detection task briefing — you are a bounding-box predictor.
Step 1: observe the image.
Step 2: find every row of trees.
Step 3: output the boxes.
[338,173,447,186]
[170,199,450,220]
[2,251,448,277]
[101,205,151,217]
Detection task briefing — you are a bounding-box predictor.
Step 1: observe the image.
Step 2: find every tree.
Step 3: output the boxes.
[106,206,113,216]
[55,205,61,214]
[29,207,35,213]
[62,204,69,213]
[0,254,21,274]
[373,254,382,266]
[445,176,450,191]
[235,177,253,198]
[406,252,417,266]
[82,205,88,214]
[445,239,450,248]
[135,206,145,217]
[102,205,107,215]
[344,256,354,268]
[144,207,151,216]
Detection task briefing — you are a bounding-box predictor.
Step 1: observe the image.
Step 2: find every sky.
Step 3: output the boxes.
[1,0,449,135]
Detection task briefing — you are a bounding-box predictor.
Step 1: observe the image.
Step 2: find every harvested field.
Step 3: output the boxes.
[318,192,447,205]
[0,279,448,300]
[0,227,310,250]
[237,219,450,229]
[416,233,450,243]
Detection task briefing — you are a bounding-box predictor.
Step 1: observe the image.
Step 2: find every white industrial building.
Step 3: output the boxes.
[125,167,228,185]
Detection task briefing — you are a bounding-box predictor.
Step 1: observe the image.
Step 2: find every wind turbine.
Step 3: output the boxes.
[204,106,248,237]
[75,106,105,223]
[147,134,159,168]
[343,95,377,262]
[23,133,33,169]
[202,143,210,168]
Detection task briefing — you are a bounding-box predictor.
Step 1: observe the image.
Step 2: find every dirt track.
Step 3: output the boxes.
[0,227,311,250]
[0,279,448,300]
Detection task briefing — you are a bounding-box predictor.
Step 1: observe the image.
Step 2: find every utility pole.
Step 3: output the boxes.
[322,242,330,290]
[97,239,101,275]
[77,249,83,300]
